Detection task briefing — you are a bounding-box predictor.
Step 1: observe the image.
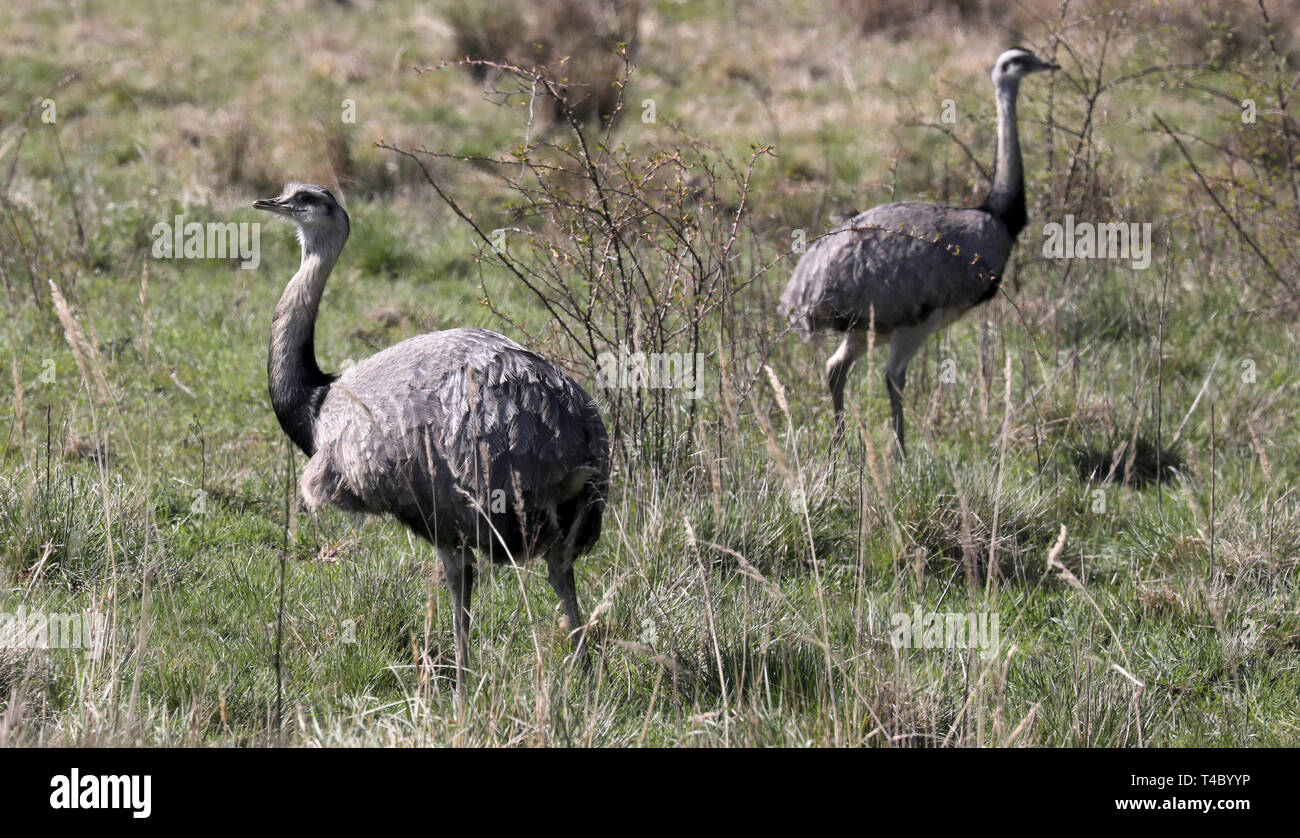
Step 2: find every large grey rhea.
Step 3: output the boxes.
[254,184,610,674]
[780,48,1058,454]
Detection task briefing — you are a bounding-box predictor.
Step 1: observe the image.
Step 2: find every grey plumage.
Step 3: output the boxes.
[782,203,1013,335]
[780,48,1058,454]
[255,183,609,679]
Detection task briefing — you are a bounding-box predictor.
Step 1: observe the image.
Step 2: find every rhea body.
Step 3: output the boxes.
[780,48,1058,454]
[256,184,609,675]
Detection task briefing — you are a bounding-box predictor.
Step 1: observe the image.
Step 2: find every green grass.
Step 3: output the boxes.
[1,0,1298,746]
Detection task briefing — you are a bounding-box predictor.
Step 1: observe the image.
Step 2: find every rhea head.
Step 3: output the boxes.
[990,47,1059,87]
[253,183,350,255]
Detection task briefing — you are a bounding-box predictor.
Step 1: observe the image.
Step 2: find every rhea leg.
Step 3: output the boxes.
[884,365,908,457]
[826,331,869,441]
[545,548,587,661]
[437,546,475,682]
[885,310,943,458]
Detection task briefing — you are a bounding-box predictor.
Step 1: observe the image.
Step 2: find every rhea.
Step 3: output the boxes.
[255,183,609,680]
[780,48,1058,455]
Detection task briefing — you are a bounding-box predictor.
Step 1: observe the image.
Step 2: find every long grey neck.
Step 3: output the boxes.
[981,80,1027,238]
[268,233,343,456]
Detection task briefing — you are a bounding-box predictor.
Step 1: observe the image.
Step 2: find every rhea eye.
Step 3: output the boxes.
[298,192,317,205]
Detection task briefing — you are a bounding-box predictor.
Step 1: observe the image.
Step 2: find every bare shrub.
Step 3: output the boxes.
[1150,2,1300,306]
[385,60,778,469]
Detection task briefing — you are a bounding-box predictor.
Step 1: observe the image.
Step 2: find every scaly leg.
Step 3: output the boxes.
[885,366,908,458]
[546,549,587,663]
[885,309,945,459]
[826,330,869,443]
[437,546,475,688]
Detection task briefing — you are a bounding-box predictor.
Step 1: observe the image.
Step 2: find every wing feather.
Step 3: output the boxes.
[780,202,1015,334]
[301,328,609,555]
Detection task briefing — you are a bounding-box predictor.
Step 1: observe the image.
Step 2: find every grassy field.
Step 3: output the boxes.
[2,0,1299,746]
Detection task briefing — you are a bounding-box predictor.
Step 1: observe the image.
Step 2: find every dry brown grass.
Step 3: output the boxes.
[443,0,642,124]
[839,0,1299,61]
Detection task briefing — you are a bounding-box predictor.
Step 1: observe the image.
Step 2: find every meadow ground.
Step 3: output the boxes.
[1,0,1298,746]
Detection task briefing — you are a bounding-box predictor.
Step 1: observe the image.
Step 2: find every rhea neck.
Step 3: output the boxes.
[268,222,347,456]
[981,77,1027,238]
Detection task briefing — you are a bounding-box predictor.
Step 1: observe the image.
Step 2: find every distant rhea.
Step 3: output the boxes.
[254,183,609,679]
[780,48,1058,455]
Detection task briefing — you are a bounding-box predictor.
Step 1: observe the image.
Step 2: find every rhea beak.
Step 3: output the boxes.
[253,196,294,216]
[1035,58,1061,72]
